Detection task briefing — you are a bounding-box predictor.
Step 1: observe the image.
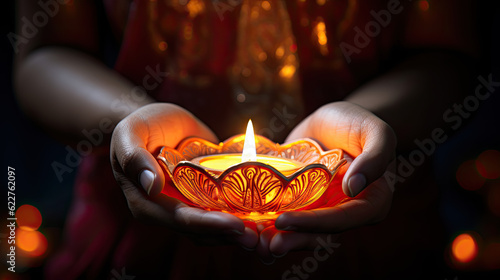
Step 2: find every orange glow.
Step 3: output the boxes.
[158,133,346,222]
[316,21,328,45]
[418,0,429,12]
[17,229,47,257]
[186,0,205,18]
[275,46,285,58]
[258,52,267,61]
[316,0,326,6]
[158,41,168,51]
[279,64,296,78]
[261,1,271,11]
[452,233,478,263]
[17,230,39,252]
[16,204,42,231]
[476,150,500,179]
[314,19,329,55]
[456,160,485,191]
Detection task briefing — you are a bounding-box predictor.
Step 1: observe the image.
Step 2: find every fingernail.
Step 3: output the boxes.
[240,245,255,252]
[272,251,288,258]
[139,169,155,195]
[348,173,366,197]
[280,226,298,231]
[224,229,244,236]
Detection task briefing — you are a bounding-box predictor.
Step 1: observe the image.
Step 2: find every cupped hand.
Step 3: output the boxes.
[110,103,258,248]
[257,101,397,260]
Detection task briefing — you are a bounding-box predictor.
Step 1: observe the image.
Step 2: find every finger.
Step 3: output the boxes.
[257,226,279,265]
[256,220,275,233]
[342,120,396,197]
[111,103,219,196]
[111,123,165,195]
[233,225,259,250]
[275,175,393,233]
[153,198,246,234]
[269,231,340,256]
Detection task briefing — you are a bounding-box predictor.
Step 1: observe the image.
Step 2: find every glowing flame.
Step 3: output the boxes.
[241,120,257,162]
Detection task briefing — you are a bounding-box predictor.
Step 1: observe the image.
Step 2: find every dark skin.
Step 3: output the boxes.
[15,0,477,263]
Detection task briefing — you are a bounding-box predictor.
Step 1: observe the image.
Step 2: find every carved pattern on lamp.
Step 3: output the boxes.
[157,135,346,221]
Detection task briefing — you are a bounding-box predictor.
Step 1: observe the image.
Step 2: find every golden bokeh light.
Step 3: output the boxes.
[279,64,296,79]
[261,1,271,11]
[17,229,48,257]
[451,233,478,263]
[16,204,42,231]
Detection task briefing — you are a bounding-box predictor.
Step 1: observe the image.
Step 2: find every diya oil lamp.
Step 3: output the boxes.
[157,120,346,221]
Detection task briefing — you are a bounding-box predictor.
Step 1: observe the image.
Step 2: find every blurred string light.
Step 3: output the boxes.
[451,233,478,263]
[15,205,48,258]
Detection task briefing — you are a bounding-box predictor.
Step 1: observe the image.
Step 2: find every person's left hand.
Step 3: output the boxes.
[255,101,397,263]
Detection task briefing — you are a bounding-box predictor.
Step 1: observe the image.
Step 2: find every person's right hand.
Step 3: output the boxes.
[110,103,258,248]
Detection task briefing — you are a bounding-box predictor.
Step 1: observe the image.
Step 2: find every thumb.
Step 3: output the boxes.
[111,130,166,196]
[342,123,396,197]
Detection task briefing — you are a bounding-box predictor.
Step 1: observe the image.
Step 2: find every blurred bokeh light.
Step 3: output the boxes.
[451,233,478,263]
[476,150,500,179]
[15,204,42,231]
[456,160,485,191]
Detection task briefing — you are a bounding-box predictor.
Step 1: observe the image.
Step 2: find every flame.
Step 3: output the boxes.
[242,120,257,162]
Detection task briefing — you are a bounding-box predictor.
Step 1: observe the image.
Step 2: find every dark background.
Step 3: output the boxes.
[2,1,500,279]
